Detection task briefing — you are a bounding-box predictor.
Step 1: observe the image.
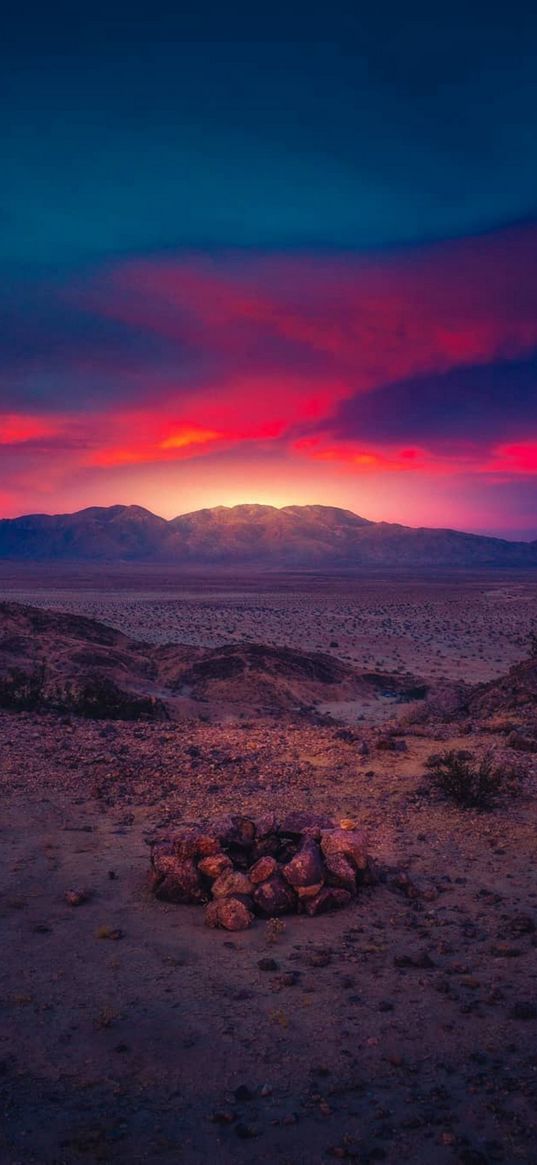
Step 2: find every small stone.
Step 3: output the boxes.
[258,957,279,972]
[65,888,90,907]
[205,898,253,931]
[234,1084,255,1101]
[235,1122,260,1139]
[209,1110,236,1125]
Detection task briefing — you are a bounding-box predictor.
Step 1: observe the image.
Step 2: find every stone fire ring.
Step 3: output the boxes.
[150,812,369,931]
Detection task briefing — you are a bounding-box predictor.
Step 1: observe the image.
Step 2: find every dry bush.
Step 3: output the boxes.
[0,664,46,710]
[424,749,521,809]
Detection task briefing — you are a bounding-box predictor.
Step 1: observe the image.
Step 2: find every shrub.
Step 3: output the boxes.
[424,749,520,809]
[65,675,167,721]
[0,664,46,710]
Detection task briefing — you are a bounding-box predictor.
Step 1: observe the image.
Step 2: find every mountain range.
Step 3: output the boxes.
[0,503,536,568]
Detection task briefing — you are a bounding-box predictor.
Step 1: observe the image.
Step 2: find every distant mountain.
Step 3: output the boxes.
[0,502,536,568]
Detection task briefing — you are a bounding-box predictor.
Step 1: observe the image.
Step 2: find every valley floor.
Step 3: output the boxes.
[1,566,537,683]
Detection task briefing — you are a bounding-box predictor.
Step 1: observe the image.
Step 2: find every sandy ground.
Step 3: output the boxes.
[1,571,537,1163]
[1,567,537,683]
[1,706,537,1165]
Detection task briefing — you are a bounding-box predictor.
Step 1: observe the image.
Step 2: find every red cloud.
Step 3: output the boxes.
[3,222,537,525]
[0,414,62,445]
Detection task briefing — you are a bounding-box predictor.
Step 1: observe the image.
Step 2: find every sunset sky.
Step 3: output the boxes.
[2,2,537,536]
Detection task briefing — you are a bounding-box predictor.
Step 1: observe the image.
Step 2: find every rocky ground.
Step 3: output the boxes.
[1,703,537,1164]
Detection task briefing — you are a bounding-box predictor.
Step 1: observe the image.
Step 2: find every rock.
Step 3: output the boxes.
[249,856,278,884]
[504,913,536,937]
[320,827,368,871]
[216,815,256,849]
[304,887,352,916]
[282,839,324,888]
[258,957,279,971]
[323,851,357,894]
[296,881,324,903]
[64,888,90,907]
[510,1001,537,1020]
[211,870,253,899]
[252,873,297,916]
[252,813,278,837]
[205,897,253,931]
[251,834,281,861]
[198,853,233,880]
[196,833,221,856]
[280,811,333,838]
[174,829,202,859]
[151,843,205,903]
[391,871,439,901]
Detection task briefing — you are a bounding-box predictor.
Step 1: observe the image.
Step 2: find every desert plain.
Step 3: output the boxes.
[1,567,537,1164]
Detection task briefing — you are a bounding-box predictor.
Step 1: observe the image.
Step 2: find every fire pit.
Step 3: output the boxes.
[150,812,369,930]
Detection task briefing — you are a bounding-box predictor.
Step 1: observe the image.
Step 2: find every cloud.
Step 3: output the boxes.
[2,220,537,525]
[322,351,537,451]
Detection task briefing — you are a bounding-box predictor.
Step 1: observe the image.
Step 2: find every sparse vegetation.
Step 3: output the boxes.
[60,676,167,721]
[0,664,46,710]
[424,749,521,809]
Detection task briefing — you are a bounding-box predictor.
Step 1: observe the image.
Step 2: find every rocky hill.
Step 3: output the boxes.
[0,503,536,568]
[0,602,423,721]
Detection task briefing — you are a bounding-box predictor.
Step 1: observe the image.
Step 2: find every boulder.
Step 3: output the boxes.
[252,813,278,838]
[304,887,352,916]
[151,845,205,904]
[320,827,368,871]
[323,851,357,894]
[196,833,221,856]
[252,873,297,916]
[174,829,201,859]
[205,897,253,931]
[295,880,324,908]
[216,815,256,849]
[282,839,324,888]
[249,856,278,884]
[211,869,253,899]
[280,811,333,839]
[198,853,233,880]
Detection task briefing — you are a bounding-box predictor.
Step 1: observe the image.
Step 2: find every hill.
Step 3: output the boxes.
[0,601,423,720]
[0,502,536,568]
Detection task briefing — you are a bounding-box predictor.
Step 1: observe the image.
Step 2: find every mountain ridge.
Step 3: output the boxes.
[0,502,535,568]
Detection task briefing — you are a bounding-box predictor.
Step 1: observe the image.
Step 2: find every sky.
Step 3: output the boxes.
[2,1,537,537]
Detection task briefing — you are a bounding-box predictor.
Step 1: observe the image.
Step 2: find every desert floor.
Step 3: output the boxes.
[1,570,537,1164]
[1,566,537,683]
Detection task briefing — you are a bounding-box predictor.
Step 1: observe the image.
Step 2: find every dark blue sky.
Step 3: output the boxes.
[3,1,537,262]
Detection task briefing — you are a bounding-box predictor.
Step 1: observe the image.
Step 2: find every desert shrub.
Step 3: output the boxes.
[0,664,46,710]
[66,675,167,721]
[424,749,521,809]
